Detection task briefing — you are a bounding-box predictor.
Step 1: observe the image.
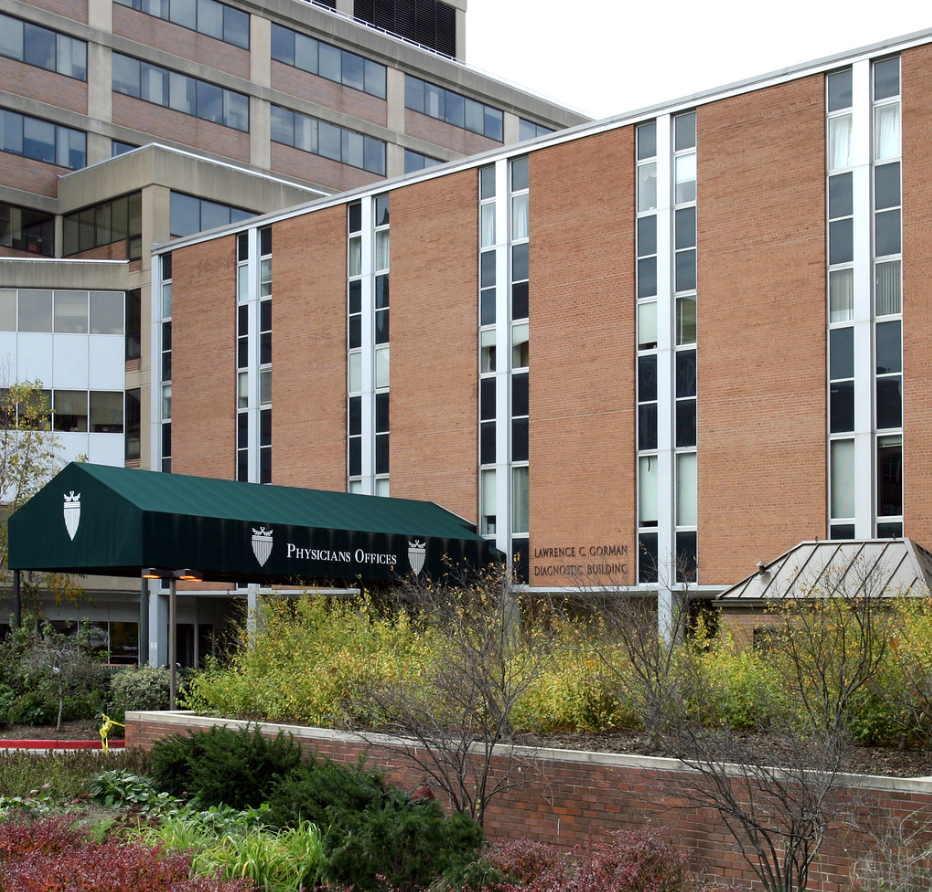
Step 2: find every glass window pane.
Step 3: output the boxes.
[197,0,223,39]
[829,326,854,381]
[480,468,496,534]
[637,162,657,212]
[637,214,656,257]
[675,206,696,249]
[639,455,658,526]
[511,418,528,462]
[828,172,853,219]
[675,249,696,292]
[877,376,902,429]
[638,354,657,402]
[511,281,528,320]
[512,243,528,282]
[675,350,696,398]
[54,290,88,332]
[223,6,249,48]
[828,69,852,111]
[375,345,390,388]
[830,439,855,518]
[875,163,900,210]
[638,301,657,350]
[877,434,903,518]
[0,290,16,330]
[480,203,495,248]
[874,103,900,161]
[830,380,855,433]
[318,42,341,82]
[512,467,529,534]
[875,260,901,316]
[348,351,362,392]
[260,368,271,405]
[676,452,697,526]
[480,328,496,373]
[90,391,123,432]
[830,268,854,322]
[676,297,697,345]
[828,115,852,170]
[674,112,696,151]
[90,291,123,334]
[512,193,529,240]
[512,322,529,369]
[674,153,696,203]
[829,218,854,265]
[636,121,656,160]
[637,257,657,298]
[54,390,88,431]
[170,192,200,238]
[875,209,901,257]
[639,405,657,451]
[874,58,900,101]
[675,399,696,448]
[876,320,902,375]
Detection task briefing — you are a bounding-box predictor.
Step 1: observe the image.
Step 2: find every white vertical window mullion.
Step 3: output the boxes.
[246,227,261,484]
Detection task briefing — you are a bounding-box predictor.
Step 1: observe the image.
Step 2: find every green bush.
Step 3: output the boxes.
[268,756,482,892]
[149,725,303,809]
[109,666,172,721]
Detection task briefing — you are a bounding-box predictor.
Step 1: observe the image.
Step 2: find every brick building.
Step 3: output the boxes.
[152,28,932,645]
[0,0,586,660]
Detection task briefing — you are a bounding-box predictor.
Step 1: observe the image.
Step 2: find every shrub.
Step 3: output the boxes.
[0,815,251,892]
[109,666,172,720]
[268,756,483,891]
[149,725,303,809]
[488,829,701,892]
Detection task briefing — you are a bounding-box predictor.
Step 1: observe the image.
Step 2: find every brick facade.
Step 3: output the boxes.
[698,76,828,584]
[271,62,388,128]
[126,712,932,892]
[529,129,637,585]
[171,235,237,480]
[0,57,87,115]
[902,43,932,546]
[390,169,480,520]
[272,205,348,491]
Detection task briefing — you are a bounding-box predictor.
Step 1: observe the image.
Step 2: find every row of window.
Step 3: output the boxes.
[0,289,124,335]
[0,12,87,80]
[170,192,256,239]
[0,388,124,434]
[271,24,386,98]
[0,109,85,169]
[63,193,142,259]
[271,105,386,175]
[113,53,249,132]
[115,0,249,49]
[405,75,504,141]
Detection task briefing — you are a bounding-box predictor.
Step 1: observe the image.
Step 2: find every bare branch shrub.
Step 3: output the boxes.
[359,563,557,827]
[852,808,932,892]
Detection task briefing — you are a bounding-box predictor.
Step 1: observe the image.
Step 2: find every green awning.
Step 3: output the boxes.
[9,463,500,585]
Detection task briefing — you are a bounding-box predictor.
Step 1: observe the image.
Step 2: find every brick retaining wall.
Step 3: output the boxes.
[126,712,932,891]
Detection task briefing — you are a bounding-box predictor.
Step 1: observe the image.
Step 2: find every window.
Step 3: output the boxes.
[0,109,85,169]
[518,119,553,141]
[270,106,386,175]
[0,201,53,256]
[114,0,249,49]
[405,76,503,141]
[169,192,255,238]
[63,193,142,259]
[113,53,249,131]
[125,388,141,461]
[271,24,385,98]
[0,13,86,79]
[404,149,441,173]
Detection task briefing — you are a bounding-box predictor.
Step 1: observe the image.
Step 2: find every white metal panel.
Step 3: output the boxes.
[87,433,126,467]
[87,335,126,389]
[17,332,53,383]
[51,334,90,390]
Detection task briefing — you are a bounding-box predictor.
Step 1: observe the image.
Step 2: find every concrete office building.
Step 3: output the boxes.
[150,26,932,645]
[0,0,585,661]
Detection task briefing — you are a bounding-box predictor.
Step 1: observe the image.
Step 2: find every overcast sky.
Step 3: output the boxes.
[466,1,932,120]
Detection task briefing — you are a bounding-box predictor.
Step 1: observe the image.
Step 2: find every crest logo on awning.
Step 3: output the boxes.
[251,527,273,567]
[408,540,426,576]
[63,491,81,540]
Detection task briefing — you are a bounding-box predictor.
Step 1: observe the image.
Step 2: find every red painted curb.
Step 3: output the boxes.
[0,740,125,749]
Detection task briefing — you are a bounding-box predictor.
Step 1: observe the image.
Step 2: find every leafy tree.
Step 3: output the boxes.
[0,380,83,615]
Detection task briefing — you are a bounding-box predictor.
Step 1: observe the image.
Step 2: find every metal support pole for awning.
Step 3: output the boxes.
[12,569,20,629]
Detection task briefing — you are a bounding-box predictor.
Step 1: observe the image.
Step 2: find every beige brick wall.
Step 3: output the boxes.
[902,43,932,545]
[698,76,827,585]
[404,110,500,156]
[390,169,479,521]
[269,143,384,192]
[529,129,637,586]
[0,152,68,198]
[171,235,237,480]
[272,206,348,491]
[26,0,87,23]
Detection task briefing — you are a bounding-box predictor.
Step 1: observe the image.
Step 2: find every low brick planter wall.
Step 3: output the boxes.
[126,711,932,891]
